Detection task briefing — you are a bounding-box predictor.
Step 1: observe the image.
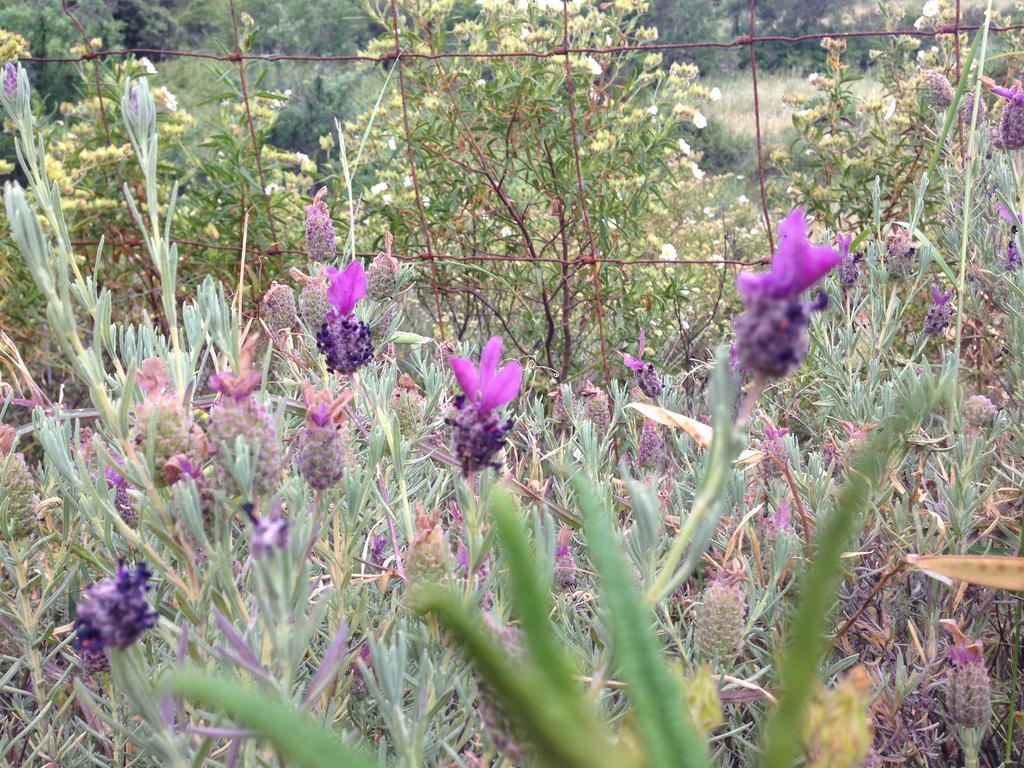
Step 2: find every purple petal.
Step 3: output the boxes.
[325,261,367,315]
[479,361,522,410]
[992,85,1018,102]
[449,356,479,403]
[932,285,952,305]
[738,209,843,299]
[478,336,504,392]
[623,354,645,372]
[998,203,1022,226]
[835,233,853,257]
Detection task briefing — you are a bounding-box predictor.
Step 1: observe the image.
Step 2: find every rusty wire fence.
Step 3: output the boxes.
[15,1,1024,386]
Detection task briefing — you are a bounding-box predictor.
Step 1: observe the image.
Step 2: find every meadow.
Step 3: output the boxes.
[1,1,1024,767]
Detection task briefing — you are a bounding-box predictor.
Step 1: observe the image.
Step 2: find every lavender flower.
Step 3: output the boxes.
[317,261,373,375]
[104,466,138,527]
[622,329,663,398]
[835,232,861,290]
[260,281,297,332]
[367,233,400,300]
[923,285,953,337]
[998,203,1022,271]
[3,62,17,100]
[922,70,954,109]
[74,562,157,653]
[636,418,663,469]
[943,625,991,730]
[992,80,1024,149]
[208,344,282,499]
[733,208,842,378]
[250,514,289,558]
[448,337,522,474]
[553,525,577,590]
[369,534,388,567]
[759,425,789,478]
[127,84,139,121]
[296,387,349,490]
[304,188,337,263]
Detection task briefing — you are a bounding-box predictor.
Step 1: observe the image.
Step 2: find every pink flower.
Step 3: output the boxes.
[737,208,843,299]
[449,336,522,412]
[325,261,367,316]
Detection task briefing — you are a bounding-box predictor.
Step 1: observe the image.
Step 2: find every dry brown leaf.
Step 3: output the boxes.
[624,402,763,465]
[905,554,1024,591]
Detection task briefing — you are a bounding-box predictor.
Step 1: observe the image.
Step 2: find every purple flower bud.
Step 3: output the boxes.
[448,337,521,474]
[317,311,373,375]
[3,62,18,100]
[369,535,388,566]
[553,526,577,590]
[304,188,337,263]
[995,81,1024,149]
[923,70,954,109]
[733,210,841,378]
[126,83,139,120]
[623,330,663,398]
[924,285,954,337]
[250,515,289,557]
[945,635,992,729]
[74,562,157,652]
[1006,240,1021,271]
[318,262,373,374]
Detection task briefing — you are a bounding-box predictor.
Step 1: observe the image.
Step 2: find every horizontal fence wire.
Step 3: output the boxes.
[21,23,1024,64]
[8,2,1017,383]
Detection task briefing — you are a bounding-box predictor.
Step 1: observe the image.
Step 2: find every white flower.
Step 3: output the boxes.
[607,218,619,231]
[691,162,704,181]
[693,111,707,129]
[737,194,749,204]
[678,139,692,156]
[387,136,398,151]
[584,56,602,77]
[660,243,678,261]
[370,181,388,196]
[382,194,393,204]
[157,87,178,112]
[709,87,722,102]
[264,183,279,195]
[138,57,157,75]
[475,78,486,87]
[295,152,309,163]
[403,176,413,188]
[647,104,659,116]
[914,16,926,29]
[422,196,430,208]
[883,96,897,120]
[500,226,513,237]
[922,0,939,17]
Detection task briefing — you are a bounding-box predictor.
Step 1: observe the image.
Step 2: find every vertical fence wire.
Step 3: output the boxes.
[227,0,280,275]
[748,0,774,254]
[389,0,448,342]
[561,1,612,390]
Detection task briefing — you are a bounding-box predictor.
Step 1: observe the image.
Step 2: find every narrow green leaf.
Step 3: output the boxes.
[759,377,937,768]
[489,489,578,694]
[419,588,624,768]
[575,474,710,768]
[163,670,378,768]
